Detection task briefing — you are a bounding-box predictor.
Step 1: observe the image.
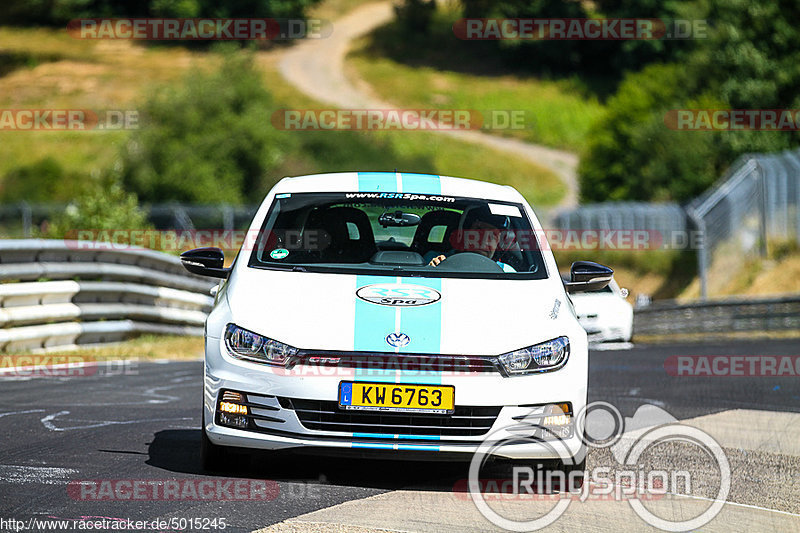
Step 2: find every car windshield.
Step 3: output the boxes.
[248,192,548,279]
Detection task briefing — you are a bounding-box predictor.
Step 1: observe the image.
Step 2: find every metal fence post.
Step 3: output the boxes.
[756,161,768,257]
[688,209,708,301]
[222,205,234,232]
[20,202,32,238]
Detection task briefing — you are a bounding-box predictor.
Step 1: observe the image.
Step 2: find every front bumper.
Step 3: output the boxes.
[203,336,588,460]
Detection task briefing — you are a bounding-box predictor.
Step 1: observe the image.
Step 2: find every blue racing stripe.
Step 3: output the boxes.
[396,277,442,385]
[354,432,442,441]
[357,172,397,193]
[400,173,441,195]
[354,274,397,382]
[397,444,440,451]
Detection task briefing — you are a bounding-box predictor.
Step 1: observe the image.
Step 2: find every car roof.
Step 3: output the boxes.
[271,172,525,204]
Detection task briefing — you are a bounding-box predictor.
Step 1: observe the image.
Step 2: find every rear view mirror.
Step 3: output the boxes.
[181,247,230,279]
[564,261,613,293]
[379,210,421,227]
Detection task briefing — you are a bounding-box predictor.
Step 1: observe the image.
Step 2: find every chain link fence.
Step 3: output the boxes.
[688,148,800,298]
[552,201,688,235]
[553,147,800,299]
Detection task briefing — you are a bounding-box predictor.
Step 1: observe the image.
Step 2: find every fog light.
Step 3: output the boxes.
[218,412,248,429]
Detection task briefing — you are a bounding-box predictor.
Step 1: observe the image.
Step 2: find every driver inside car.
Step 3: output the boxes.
[427,207,517,272]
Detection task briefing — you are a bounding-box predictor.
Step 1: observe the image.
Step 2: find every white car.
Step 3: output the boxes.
[180,172,614,471]
[568,279,633,342]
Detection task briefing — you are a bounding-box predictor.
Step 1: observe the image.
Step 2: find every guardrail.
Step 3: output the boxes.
[633,294,800,337]
[0,239,216,352]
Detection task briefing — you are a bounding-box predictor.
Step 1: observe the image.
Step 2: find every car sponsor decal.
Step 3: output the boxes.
[269,248,289,260]
[356,283,441,307]
[550,298,561,319]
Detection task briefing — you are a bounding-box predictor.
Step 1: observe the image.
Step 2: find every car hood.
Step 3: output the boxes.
[226,268,575,356]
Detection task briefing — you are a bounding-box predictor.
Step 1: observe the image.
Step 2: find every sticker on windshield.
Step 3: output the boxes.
[275,193,292,199]
[270,248,289,260]
[357,283,441,306]
[488,203,522,217]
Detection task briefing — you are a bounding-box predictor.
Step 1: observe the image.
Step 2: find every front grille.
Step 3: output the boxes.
[294,351,499,374]
[284,398,500,437]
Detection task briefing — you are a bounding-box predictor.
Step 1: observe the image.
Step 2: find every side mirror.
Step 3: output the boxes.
[180,247,230,279]
[564,261,613,293]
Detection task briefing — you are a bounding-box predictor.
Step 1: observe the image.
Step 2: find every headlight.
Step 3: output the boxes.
[224,323,298,366]
[498,337,569,375]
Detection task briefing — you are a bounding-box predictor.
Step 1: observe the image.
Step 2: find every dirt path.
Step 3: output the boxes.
[278,1,580,208]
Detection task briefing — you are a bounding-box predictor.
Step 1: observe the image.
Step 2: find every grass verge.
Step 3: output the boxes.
[347,11,605,152]
[3,335,204,361]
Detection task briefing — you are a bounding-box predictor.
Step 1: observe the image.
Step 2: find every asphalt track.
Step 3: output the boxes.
[1,339,799,532]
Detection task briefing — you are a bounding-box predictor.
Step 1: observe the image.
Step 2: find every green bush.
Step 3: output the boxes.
[47,175,151,239]
[120,47,293,204]
[579,64,721,202]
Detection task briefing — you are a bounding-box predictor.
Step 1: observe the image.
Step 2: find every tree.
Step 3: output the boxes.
[120,48,292,204]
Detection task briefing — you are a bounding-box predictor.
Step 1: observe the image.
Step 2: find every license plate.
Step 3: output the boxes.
[338,382,455,414]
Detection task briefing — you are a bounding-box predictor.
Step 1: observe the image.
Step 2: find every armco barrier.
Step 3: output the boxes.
[0,240,216,352]
[633,294,800,337]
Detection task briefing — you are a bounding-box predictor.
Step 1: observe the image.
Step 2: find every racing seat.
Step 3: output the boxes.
[306,207,376,263]
[410,210,460,258]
